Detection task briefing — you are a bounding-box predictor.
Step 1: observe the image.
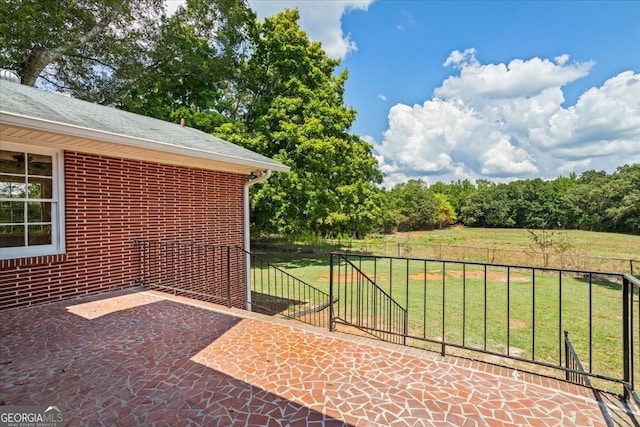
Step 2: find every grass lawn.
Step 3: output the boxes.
[252,228,640,392]
[256,226,640,273]
[388,227,640,259]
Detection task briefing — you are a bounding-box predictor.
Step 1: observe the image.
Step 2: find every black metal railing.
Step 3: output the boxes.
[328,252,640,396]
[329,254,408,345]
[134,239,242,307]
[247,251,332,328]
[133,240,331,327]
[565,330,591,386]
[565,331,615,426]
[623,274,640,400]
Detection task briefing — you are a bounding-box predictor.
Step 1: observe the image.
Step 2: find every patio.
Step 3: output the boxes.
[0,288,620,426]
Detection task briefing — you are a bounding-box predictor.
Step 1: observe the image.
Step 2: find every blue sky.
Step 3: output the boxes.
[168,0,640,187]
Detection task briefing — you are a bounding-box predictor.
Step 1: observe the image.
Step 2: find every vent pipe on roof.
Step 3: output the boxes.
[0,69,21,83]
[180,117,185,127]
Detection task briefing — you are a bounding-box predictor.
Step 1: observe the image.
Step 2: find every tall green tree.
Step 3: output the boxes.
[564,165,640,233]
[429,179,476,221]
[605,164,640,233]
[389,180,439,231]
[118,0,256,125]
[434,193,457,229]
[460,183,515,228]
[0,0,165,103]
[218,9,386,237]
[429,179,476,215]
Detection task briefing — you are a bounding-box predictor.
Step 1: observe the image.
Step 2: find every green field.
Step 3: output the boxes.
[255,227,640,273]
[253,228,640,392]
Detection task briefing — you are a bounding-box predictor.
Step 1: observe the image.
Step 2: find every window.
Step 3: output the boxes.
[0,142,65,259]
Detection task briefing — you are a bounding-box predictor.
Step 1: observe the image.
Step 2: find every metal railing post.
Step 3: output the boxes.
[227,245,232,308]
[623,276,630,399]
[329,254,335,332]
[403,310,408,346]
[564,330,570,382]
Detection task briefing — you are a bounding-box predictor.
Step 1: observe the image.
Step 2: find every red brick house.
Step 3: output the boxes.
[0,78,288,311]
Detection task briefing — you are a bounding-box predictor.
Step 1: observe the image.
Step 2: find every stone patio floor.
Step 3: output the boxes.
[0,288,633,426]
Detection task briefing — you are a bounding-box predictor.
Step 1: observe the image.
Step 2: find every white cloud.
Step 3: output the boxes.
[555,54,570,66]
[249,0,375,59]
[443,48,479,69]
[437,50,594,100]
[377,49,640,184]
[165,0,184,15]
[531,71,640,151]
[480,136,538,175]
[378,93,387,101]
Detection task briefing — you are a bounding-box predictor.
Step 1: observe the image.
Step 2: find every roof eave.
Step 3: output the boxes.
[0,111,291,173]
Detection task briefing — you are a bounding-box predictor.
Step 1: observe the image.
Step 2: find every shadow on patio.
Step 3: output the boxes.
[0,288,615,426]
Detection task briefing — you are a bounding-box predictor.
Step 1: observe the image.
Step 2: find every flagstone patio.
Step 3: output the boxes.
[0,288,623,426]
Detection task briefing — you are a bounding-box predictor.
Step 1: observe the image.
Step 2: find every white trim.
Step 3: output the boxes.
[0,141,65,260]
[0,112,290,173]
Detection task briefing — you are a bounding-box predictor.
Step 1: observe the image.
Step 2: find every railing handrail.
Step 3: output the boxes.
[240,247,331,299]
[334,253,407,311]
[330,251,627,278]
[565,331,616,426]
[623,273,640,287]
[329,251,638,398]
[331,253,408,345]
[564,330,592,387]
[622,274,639,400]
[134,239,331,327]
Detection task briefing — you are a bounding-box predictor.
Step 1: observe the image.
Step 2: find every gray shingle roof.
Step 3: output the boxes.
[0,80,288,172]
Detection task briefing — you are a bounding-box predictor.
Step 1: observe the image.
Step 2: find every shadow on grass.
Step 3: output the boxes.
[250,250,332,269]
[250,291,307,316]
[572,272,633,293]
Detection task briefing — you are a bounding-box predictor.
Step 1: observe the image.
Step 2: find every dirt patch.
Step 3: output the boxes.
[407,270,531,283]
[509,319,528,329]
[408,272,445,281]
[448,270,531,283]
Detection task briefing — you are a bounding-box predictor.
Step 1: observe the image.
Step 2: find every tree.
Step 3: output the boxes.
[430,179,476,224]
[434,193,457,229]
[118,0,256,125]
[217,9,386,237]
[0,0,165,103]
[389,180,439,231]
[460,184,515,228]
[526,227,573,266]
[563,169,610,231]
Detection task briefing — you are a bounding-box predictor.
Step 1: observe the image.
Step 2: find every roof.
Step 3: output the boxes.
[0,80,289,174]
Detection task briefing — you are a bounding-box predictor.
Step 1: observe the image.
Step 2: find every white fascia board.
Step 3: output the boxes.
[0,111,290,173]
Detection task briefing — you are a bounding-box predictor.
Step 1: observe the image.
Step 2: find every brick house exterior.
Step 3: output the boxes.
[0,79,288,311]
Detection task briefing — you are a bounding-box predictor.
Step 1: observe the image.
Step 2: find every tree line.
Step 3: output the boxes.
[2,1,638,237]
[396,164,640,234]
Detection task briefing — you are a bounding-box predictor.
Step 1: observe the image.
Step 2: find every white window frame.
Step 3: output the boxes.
[0,141,65,260]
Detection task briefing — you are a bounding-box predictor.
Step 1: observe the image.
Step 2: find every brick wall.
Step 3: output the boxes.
[0,151,248,310]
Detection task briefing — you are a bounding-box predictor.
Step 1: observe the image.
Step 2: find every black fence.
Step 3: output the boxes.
[564,330,591,386]
[133,240,639,397]
[134,240,330,327]
[249,252,332,327]
[329,254,407,344]
[255,237,639,275]
[134,239,243,307]
[329,252,640,397]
